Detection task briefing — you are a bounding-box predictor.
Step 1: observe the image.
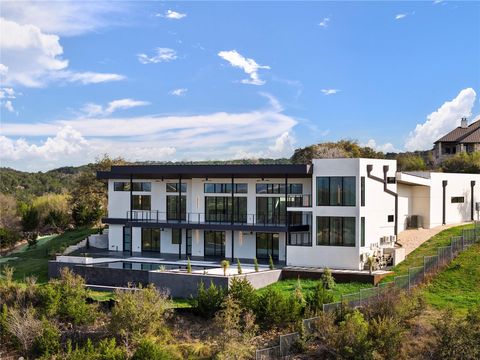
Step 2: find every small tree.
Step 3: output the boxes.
[321,267,335,289]
[366,256,375,274]
[187,257,192,273]
[221,260,230,276]
[268,255,274,270]
[253,257,259,272]
[5,306,42,356]
[237,258,242,275]
[192,281,226,318]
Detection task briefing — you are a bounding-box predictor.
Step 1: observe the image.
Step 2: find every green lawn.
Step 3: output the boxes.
[0,228,96,283]
[257,278,372,302]
[422,242,480,314]
[381,223,474,283]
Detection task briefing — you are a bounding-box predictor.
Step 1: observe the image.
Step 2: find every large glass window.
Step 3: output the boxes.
[360,217,365,247]
[166,195,186,220]
[256,183,303,194]
[204,183,247,193]
[204,231,225,257]
[205,197,247,223]
[132,195,151,210]
[172,228,181,245]
[132,182,151,191]
[114,182,130,191]
[361,177,365,207]
[166,183,187,193]
[256,197,286,224]
[316,216,356,247]
[141,228,160,252]
[316,177,356,206]
[256,233,279,259]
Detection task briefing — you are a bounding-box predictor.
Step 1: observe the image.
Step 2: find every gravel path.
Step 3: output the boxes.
[397,223,470,256]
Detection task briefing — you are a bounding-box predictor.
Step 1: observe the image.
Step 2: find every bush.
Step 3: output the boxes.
[110,284,171,342]
[33,319,61,357]
[228,277,257,311]
[0,228,21,249]
[21,206,40,232]
[26,232,38,248]
[331,310,371,360]
[192,281,226,319]
[268,255,274,270]
[321,267,335,289]
[131,338,180,360]
[253,257,259,272]
[306,281,334,315]
[221,260,230,276]
[64,338,127,360]
[255,287,303,328]
[237,258,242,275]
[368,316,404,360]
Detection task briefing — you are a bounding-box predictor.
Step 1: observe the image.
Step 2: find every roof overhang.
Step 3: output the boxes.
[396,172,431,186]
[97,164,312,180]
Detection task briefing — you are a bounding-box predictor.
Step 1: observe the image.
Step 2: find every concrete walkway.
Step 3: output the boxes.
[397,222,470,256]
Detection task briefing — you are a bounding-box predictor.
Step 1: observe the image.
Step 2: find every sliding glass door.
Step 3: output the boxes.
[204,231,225,257]
[256,232,279,260]
[141,228,160,252]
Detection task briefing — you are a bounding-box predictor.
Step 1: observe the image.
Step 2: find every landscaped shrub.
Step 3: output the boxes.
[255,287,303,328]
[228,277,257,311]
[131,338,180,360]
[237,258,242,274]
[33,319,61,357]
[321,267,335,289]
[268,255,274,270]
[306,280,334,315]
[110,285,171,342]
[253,257,259,272]
[221,260,230,276]
[192,281,226,319]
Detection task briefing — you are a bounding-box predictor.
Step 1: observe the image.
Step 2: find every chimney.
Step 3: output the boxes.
[461,117,468,128]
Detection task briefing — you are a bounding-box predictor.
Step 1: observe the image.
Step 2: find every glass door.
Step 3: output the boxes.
[204,231,225,257]
[141,228,160,252]
[186,229,192,257]
[123,226,132,253]
[256,233,279,260]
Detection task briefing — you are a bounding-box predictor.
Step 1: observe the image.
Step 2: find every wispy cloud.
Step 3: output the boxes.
[218,50,270,85]
[170,88,188,96]
[318,17,330,28]
[395,14,407,20]
[321,89,340,96]
[82,98,150,117]
[3,100,14,112]
[363,139,400,153]
[157,10,187,20]
[137,48,177,64]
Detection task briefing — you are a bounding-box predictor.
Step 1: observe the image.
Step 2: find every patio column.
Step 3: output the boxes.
[231,174,235,261]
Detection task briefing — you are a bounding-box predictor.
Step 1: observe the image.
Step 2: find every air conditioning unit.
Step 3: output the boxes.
[409,215,423,229]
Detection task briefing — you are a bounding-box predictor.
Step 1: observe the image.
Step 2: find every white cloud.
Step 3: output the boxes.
[0,87,16,99]
[82,98,150,117]
[1,1,127,36]
[318,17,330,28]
[159,10,187,20]
[321,89,340,96]
[1,95,297,171]
[364,139,400,153]
[405,88,477,151]
[3,100,14,113]
[218,50,270,86]
[170,88,188,96]
[395,14,407,20]
[0,17,125,87]
[137,48,177,64]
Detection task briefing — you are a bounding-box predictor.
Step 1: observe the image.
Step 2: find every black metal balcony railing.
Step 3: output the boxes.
[126,210,309,228]
[288,232,312,246]
[286,194,312,207]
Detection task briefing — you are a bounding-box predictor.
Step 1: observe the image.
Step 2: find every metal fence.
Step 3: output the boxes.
[256,223,480,359]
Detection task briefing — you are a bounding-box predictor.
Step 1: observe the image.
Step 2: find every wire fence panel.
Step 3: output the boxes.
[323,301,341,313]
[303,317,321,336]
[280,332,300,356]
[256,346,281,360]
[360,287,379,306]
[424,255,438,275]
[394,275,409,290]
[408,266,424,287]
[451,236,463,255]
[341,292,361,308]
[437,246,452,267]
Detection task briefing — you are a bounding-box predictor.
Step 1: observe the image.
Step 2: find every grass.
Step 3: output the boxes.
[88,290,192,308]
[381,223,474,283]
[257,278,372,302]
[0,227,96,283]
[422,242,480,314]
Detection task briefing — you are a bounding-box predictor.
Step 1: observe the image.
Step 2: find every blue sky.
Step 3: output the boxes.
[1,0,479,171]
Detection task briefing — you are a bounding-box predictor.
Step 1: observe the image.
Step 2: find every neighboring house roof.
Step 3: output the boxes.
[434,119,480,143]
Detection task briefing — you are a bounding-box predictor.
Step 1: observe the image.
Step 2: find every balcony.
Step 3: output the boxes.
[286,194,312,208]
[119,210,310,232]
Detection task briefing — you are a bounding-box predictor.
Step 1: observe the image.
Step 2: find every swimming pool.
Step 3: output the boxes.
[91,261,217,272]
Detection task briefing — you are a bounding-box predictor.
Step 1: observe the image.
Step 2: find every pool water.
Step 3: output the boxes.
[92,261,215,272]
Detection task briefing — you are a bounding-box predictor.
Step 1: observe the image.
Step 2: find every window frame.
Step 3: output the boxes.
[316,216,356,247]
[316,176,356,207]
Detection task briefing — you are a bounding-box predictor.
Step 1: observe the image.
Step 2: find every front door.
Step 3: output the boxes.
[204,231,225,257]
[123,226,131,253]
[256,232,279,260]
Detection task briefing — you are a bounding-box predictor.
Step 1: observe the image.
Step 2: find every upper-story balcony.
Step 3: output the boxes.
[286,194,312,208]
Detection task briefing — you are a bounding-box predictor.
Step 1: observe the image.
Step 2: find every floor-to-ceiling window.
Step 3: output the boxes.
[316,177,356,206]
[141,228,160,252]
[166,195,186,220]
[256,197,286,224]
[123,226,131,252]
[256,233,279,260]
[316,217,356,246]
[204,231,225,257]
[205,197,247,223]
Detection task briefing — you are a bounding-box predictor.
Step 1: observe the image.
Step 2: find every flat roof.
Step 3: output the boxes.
[97,164,312,180]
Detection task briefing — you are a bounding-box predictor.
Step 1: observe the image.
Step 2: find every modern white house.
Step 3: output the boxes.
[97,159,480,270]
